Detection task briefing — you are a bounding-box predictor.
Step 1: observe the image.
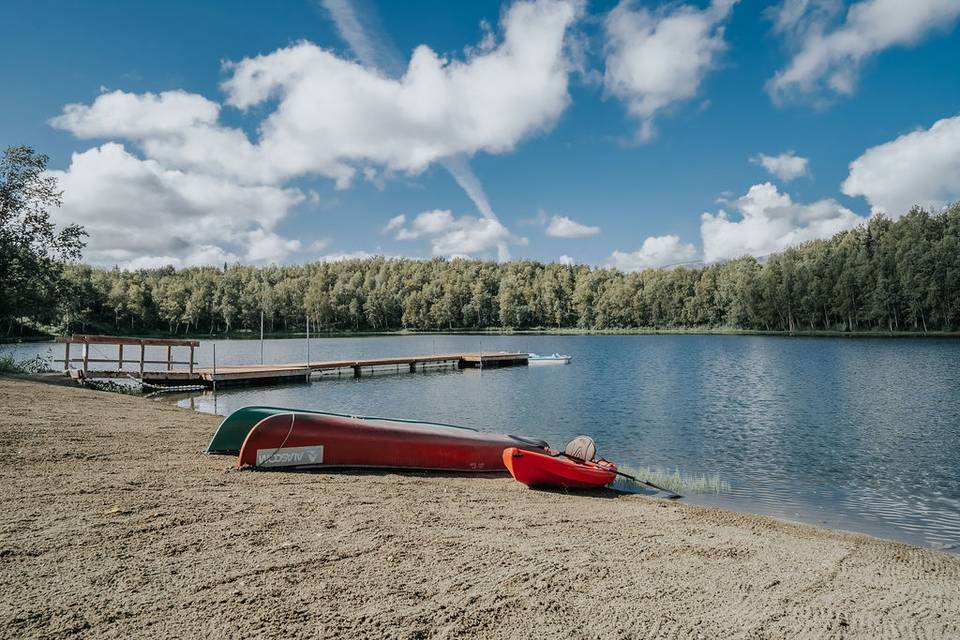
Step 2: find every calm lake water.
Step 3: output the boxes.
[8,334,960,550]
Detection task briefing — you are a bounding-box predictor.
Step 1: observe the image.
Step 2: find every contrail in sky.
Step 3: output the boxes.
[318,0,511,259]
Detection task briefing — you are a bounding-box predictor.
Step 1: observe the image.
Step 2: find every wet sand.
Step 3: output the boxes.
[1,376,958,639]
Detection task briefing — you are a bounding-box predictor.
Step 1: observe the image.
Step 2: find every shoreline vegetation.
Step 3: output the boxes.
[5,326,960,345]
[5,198,959,341]
[2,375,959,637]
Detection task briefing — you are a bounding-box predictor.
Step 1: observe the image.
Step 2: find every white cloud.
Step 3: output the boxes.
[545,214,600,238]
[244,229,303,263]
[750,151,810,182]
[603,0,738,140]
[608,235,697,271]
[842,114,960,216]
[769,0,960,101]
[383,214,406,234]
[557,254,575,266]
[48,1,579,267]
[700,182,864,262]
[51,90,221,138]
[393,209,526,258]
[221,0,579,183]
[46,143,304,268]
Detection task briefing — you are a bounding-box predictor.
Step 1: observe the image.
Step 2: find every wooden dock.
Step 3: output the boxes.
[56,335,528,388]
[144,352,529,388]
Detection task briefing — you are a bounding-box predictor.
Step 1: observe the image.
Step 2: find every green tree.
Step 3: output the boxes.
[0,145,86,334]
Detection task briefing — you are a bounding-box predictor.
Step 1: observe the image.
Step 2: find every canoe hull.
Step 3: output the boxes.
[207,405,481,455]
[238,413,544,472]
[502,447,617,489]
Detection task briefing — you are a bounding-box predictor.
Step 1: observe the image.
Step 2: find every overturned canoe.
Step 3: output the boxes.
[237,412,548,472]
[206,405,479,455]
[502,447,617,489]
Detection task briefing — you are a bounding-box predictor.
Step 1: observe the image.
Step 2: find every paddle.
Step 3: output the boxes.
[556,451,683,499]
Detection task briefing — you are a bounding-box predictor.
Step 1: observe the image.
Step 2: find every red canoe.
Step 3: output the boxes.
[502,447,618,489]
[237,412,547,472]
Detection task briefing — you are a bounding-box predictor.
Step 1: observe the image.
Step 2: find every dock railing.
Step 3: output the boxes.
[55,335,199,378]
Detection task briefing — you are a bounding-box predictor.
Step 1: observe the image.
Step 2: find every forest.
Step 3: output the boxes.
[17,204,960,337]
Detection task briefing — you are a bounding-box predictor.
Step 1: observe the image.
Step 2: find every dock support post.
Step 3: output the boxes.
[260,311,264,364]
[166,345,172,370]
[212,343,217,392]
[306,315,310,369]
[64,342,70,371]
[82,342,89,375]
[189,346,194,375]
[409,362,416,373]
[138,341,145,378]
[118,344,123,370]
[353,365,361,378]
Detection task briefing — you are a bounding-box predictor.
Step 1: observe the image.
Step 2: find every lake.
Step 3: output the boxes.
[8,334,960,550]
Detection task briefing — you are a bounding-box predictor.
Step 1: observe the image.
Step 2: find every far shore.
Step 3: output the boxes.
[5,326,960,345]
[1,375,959,638]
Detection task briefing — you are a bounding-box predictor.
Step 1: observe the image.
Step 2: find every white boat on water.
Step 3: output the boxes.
[528,352,572,364]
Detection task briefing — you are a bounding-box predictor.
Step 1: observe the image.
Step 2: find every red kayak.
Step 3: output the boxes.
[237,412,547,472]
[502,447,618,489]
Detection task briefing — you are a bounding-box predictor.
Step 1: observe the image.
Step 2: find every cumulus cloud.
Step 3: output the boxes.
[47,144,305,268]
[382,214,406,234]
[841,114,960,216]
[545,214,600,238]
[557,254,575,266]
[392,209,526,259]
[221,0,579,183]
[608,235,697,271]
[245,229,303,263]
[750,151,810,182]
[700,182,864,262]
[603,0,738,140]
[48,1,580,267]
[769,0,960,101]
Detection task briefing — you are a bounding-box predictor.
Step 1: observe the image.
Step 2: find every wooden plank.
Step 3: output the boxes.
[54,358,193,366]
[56,335,200,347]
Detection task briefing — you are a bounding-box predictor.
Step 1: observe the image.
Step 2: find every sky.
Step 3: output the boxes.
[2,0,959,270]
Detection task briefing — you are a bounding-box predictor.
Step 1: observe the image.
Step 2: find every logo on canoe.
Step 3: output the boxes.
[256,445,324,467]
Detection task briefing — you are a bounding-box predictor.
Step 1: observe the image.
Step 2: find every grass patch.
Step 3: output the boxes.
[0,351,53,374]
[612,465,731,495]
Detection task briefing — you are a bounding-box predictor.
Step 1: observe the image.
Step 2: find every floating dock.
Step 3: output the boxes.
[56,335,528,388]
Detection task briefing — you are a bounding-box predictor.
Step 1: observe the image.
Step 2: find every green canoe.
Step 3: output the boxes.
[205,405,479,455]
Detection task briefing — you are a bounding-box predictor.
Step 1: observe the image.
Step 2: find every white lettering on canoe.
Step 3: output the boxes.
[256,445,324,467]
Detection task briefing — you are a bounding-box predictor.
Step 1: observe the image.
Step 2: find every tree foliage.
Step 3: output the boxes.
[33,203,960,336]
[0,145,86,334]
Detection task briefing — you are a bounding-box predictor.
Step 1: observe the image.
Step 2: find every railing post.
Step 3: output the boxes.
[189,345,195,375]
[139,341,145,378]
[64,342,70,372]
[82,341,89,375]
[166,345,172,370]
[118,344,123,369]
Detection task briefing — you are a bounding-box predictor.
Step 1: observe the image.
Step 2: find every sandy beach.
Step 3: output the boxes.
[0,377,958,639]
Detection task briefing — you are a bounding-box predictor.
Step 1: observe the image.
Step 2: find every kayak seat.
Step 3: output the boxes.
[563,435,596,462]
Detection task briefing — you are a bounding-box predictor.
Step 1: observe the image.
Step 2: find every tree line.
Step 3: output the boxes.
[3,146,959,337]
[36,204,960,335]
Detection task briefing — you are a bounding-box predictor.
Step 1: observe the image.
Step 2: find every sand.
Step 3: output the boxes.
[0,376,958,639]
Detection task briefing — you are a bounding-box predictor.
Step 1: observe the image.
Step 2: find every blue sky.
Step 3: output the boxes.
[2,0,959,269]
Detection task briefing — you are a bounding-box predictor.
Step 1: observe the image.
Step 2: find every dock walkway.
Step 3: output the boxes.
[56,335,527,388]
[145,352,528,387]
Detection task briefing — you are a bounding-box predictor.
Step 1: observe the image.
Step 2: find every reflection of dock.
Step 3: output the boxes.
[56,335,528,388]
